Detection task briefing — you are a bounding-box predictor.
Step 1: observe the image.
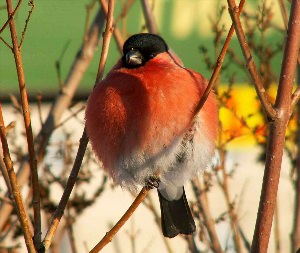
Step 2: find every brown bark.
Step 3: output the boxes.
[251,1,300,252]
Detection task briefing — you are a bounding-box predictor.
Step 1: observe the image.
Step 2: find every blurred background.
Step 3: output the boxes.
[0,0,298,253]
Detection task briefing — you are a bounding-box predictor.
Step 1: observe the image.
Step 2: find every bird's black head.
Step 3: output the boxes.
[122,33,169,68]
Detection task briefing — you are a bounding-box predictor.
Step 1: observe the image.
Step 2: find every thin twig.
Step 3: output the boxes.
[89,187,150,253]
[0,153,13,200]
[19,0,35,49]
[0,6,106,234]
[42,129,89,251]
[0,0,22,34]
[42,0,116,249]
[0,36,13,50]
[250,1,300,252]
[99,0,124,53]
[96,0,115,82]
[0,105,36,253]
[192,178,224,253]
[277,0,288,31]
[141,0,158,34]
[6,0,41,247]
[194,0,245,117]
[292,87,300,110]
[218,150,243,253]
[227,0,277,120]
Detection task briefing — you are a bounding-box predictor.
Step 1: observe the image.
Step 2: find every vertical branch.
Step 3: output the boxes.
[277,0,288,30]
[96,0,115,83]
[227,0,276,120]
[99,0,124,53]
[218,150,243,253]
[0,5,106,234]
[43,0,116,250]
[5,0,41,247]
[192,178,224,253]
[0,105,36,253]
[141,0,159,34]
[250,1,300,252]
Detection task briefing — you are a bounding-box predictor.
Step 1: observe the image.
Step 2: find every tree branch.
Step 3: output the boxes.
[89,187,150,253]
[192,178,224,253]
[43,0,115,249]
[251,1,300,252]
[227,0,277,120]
[291,86,300,110]
[0,105,36,253]
[99,0,124,53]
[6,0,41,247]
[42,128,89,251]
[0,0,22,34]
[0,5,106,239]
[194,0,245,117]
[141,0,159,34]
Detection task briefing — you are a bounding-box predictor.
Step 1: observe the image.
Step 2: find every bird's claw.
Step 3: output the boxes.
[145,176,160,190]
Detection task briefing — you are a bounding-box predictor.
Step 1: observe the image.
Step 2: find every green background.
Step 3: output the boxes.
[0,0,284,99]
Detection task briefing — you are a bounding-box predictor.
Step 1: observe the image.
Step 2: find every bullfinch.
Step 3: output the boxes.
[85,33,218,238]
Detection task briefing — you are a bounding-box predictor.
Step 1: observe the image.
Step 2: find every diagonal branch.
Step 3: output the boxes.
[6,0,41,247]
[0,0,22,34]
[0,5,106,239]
[194,0,245,117]
[99,0,124,53]
[291,85,300,110]
[250,1,300,252]
[141,0,159,34]
[0,105,36,253]
[89,187,150,253]
[42,128,89,251]
[227,0,277,120]
[42,0,115,250]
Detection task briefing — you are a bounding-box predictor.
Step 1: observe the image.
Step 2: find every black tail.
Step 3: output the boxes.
[158,187,196,238]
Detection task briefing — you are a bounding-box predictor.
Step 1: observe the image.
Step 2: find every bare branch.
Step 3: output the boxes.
[192,178,224,253]
[141,0,159,34]
[42,128,89,251]
[0,105,36,253]
[0,4,106,239]
[277,0,288,30]
[194,0,245,117]
[99,0,124,53]
[19,0,35,49]
[292,86,300,109]
[5,0,41,247]
[89,187,150,253]
[0,0,22,34]
[0,36,13,50]
[227,0,276,120]
[0,153,13,199]
[43,0,116,249]
[251,1,300,252]
[96,0,115,82]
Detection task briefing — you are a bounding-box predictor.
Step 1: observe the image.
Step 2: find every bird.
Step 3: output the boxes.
[85,33,218,238]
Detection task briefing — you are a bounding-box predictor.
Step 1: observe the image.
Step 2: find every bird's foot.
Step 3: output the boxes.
[145,176,160,190]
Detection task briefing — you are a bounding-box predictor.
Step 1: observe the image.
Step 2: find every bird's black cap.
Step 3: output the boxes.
[122,33,169,68]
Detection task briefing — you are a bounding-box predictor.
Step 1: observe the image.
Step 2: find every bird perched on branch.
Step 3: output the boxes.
[85,33,218,238]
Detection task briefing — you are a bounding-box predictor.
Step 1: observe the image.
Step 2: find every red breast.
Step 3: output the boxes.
[85,52,218,176]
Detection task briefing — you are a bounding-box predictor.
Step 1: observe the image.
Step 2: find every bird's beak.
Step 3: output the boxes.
[125,50,144,66]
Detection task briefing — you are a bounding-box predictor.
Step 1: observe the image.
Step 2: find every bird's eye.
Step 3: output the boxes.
[149,53,155,59]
